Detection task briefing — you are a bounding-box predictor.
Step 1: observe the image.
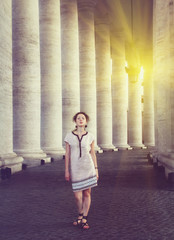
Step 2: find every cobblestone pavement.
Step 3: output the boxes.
[0,149,174,240]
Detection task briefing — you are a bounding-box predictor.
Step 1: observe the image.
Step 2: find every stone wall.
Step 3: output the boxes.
[153,0,174,179]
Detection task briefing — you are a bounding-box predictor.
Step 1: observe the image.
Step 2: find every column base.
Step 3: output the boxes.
[42,147,65,160]
[129,143,147,149]
[95,145,103,153]
[14,150,51,167]
[23,157,51,167]
[99,144,117,152]
[0,153,23,175]
[114,144,132,150]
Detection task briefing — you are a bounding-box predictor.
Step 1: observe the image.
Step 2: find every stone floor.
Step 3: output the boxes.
[0,149,174,240]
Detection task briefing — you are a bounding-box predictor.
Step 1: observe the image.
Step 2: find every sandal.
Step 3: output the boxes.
[81,216,90,230]
[73,213,83,226]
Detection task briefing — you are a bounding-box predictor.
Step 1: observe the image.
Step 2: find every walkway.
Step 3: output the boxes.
[0,149,174,240]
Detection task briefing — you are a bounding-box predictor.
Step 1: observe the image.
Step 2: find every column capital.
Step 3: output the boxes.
[125,41,140,68]
[125,66,141,83]
[125,66,141,75]
[77,0,97,11]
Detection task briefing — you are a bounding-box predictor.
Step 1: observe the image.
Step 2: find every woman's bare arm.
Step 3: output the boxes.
[90,141,99,180]
[65,142,70,181]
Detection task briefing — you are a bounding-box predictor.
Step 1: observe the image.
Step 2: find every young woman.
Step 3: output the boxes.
[64,112,99,230]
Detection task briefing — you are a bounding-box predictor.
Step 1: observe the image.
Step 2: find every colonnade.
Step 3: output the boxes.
[0,0,155,173]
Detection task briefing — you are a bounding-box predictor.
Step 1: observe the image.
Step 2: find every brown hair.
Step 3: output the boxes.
[72,112,90,123]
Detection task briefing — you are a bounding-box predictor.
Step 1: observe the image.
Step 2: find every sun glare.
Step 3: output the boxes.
[139,66,144,81]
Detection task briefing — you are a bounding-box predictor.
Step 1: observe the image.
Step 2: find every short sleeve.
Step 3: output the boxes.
[89,132,95,144]
[64,133,71,145]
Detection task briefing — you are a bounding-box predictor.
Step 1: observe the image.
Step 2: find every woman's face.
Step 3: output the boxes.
[75,114,87,127]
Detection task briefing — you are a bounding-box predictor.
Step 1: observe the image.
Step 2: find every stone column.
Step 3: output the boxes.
[126,67,145,148]
[78,0,101,151]
[95,15,115,151]
[150,0,159,163]
[0,0,23,174]
[143,65,155,147]
[153,0,169,155]
[169,0,174,153]
[60,0,80,139]
[39,0,64,159]
[13,0,50,166]
[111,31,130,149]
[155,0,174,180]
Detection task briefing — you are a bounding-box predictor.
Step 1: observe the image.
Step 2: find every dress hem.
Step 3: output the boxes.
[72,183,98,192]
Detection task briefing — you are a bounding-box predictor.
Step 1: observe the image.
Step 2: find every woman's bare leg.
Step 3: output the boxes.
[82,188,91,216]
[74,191,83,213]
[81,188,91,228]
[73,191,83,225]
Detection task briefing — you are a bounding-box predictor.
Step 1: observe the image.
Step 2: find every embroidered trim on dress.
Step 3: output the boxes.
[72,175,97,191]
[72,131,88,157]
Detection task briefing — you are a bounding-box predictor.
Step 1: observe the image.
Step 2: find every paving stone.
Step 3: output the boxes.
[0,149,174,240]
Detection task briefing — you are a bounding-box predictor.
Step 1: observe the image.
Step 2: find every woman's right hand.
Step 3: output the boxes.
[65,170,70,181]
[95,169,99,180]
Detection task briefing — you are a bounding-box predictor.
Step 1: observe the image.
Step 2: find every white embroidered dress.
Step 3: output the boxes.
[64,131,97,192]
